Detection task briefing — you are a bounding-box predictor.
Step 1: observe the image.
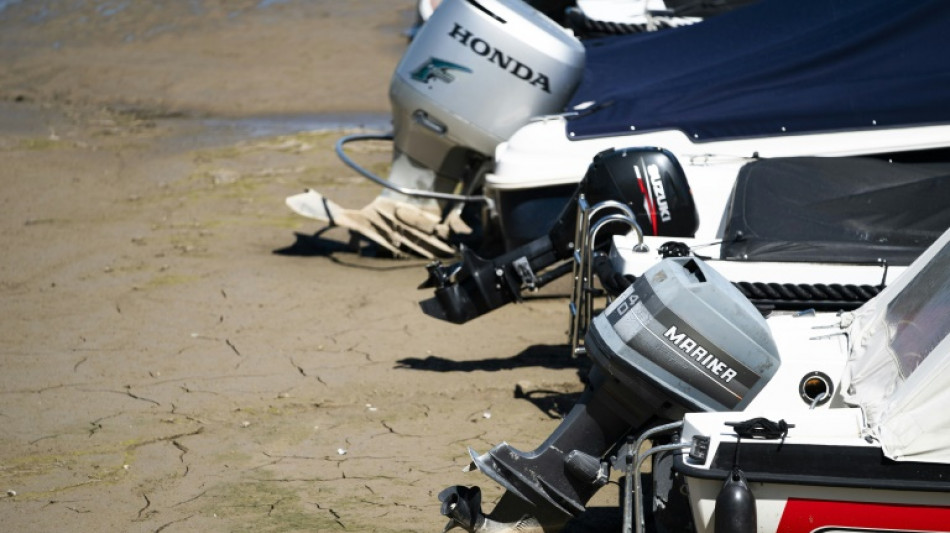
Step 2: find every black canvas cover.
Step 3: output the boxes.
[720,158,950,265]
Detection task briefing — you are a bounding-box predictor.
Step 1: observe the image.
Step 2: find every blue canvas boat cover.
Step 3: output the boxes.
[566,0,950,141]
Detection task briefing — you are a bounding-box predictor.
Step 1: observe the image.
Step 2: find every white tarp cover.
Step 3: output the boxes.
[841,228,950,464]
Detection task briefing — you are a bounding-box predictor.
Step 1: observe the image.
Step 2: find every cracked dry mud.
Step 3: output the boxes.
[0,1,621,531]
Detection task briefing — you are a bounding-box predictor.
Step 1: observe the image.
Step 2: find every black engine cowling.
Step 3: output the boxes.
[548,146,698,256]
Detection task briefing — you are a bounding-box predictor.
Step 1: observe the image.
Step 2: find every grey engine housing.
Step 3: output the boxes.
[586,257,781,413]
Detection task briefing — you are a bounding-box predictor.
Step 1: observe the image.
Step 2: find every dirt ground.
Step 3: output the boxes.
[0,2,622,531]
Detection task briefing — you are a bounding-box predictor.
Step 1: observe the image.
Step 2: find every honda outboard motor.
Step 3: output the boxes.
[421,147,699,323]
[438,257,780,532]
[388,0,585,199]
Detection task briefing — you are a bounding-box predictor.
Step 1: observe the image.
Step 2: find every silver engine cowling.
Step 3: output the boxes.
[291,0,585,259]
[390,0,585,187]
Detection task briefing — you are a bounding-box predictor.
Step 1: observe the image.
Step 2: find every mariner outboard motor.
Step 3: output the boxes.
[438,257,780,532]
[420,147,699,323]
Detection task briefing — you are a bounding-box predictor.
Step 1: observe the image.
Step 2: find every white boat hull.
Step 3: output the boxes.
[679,409,950,533]
[487,117,950,243]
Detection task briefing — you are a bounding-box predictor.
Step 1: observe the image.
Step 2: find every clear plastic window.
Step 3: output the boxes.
[885,242,950,378]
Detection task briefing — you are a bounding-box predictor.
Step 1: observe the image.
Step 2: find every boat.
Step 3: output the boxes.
[486,0,950,250]
[286,0,757,258]
[289,0,950,260]
[435,223,950,533]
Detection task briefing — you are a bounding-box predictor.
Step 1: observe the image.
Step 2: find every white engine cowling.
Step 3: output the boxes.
[390,0,585,182]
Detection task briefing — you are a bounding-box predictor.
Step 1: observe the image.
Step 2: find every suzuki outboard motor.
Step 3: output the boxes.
[438,257,780,532]
[420,147,699,323]
[388,0,585,201]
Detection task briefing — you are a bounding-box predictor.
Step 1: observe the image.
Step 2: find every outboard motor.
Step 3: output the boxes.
[295,0,586,257]
[420,147,699,323]
[388,0,585,200]
[438,257,780,532]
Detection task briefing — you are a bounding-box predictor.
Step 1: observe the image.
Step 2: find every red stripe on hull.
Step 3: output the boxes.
[777,498,950,532]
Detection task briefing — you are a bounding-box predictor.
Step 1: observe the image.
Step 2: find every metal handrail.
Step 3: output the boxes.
[568,196,646,356]
[627,422,688,533]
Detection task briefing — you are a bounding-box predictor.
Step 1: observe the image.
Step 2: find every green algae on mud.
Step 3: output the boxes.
[202,480,341,532]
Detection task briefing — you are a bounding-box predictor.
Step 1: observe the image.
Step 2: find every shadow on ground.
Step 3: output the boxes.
[397,344,591,419]
[395,344,582,373]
